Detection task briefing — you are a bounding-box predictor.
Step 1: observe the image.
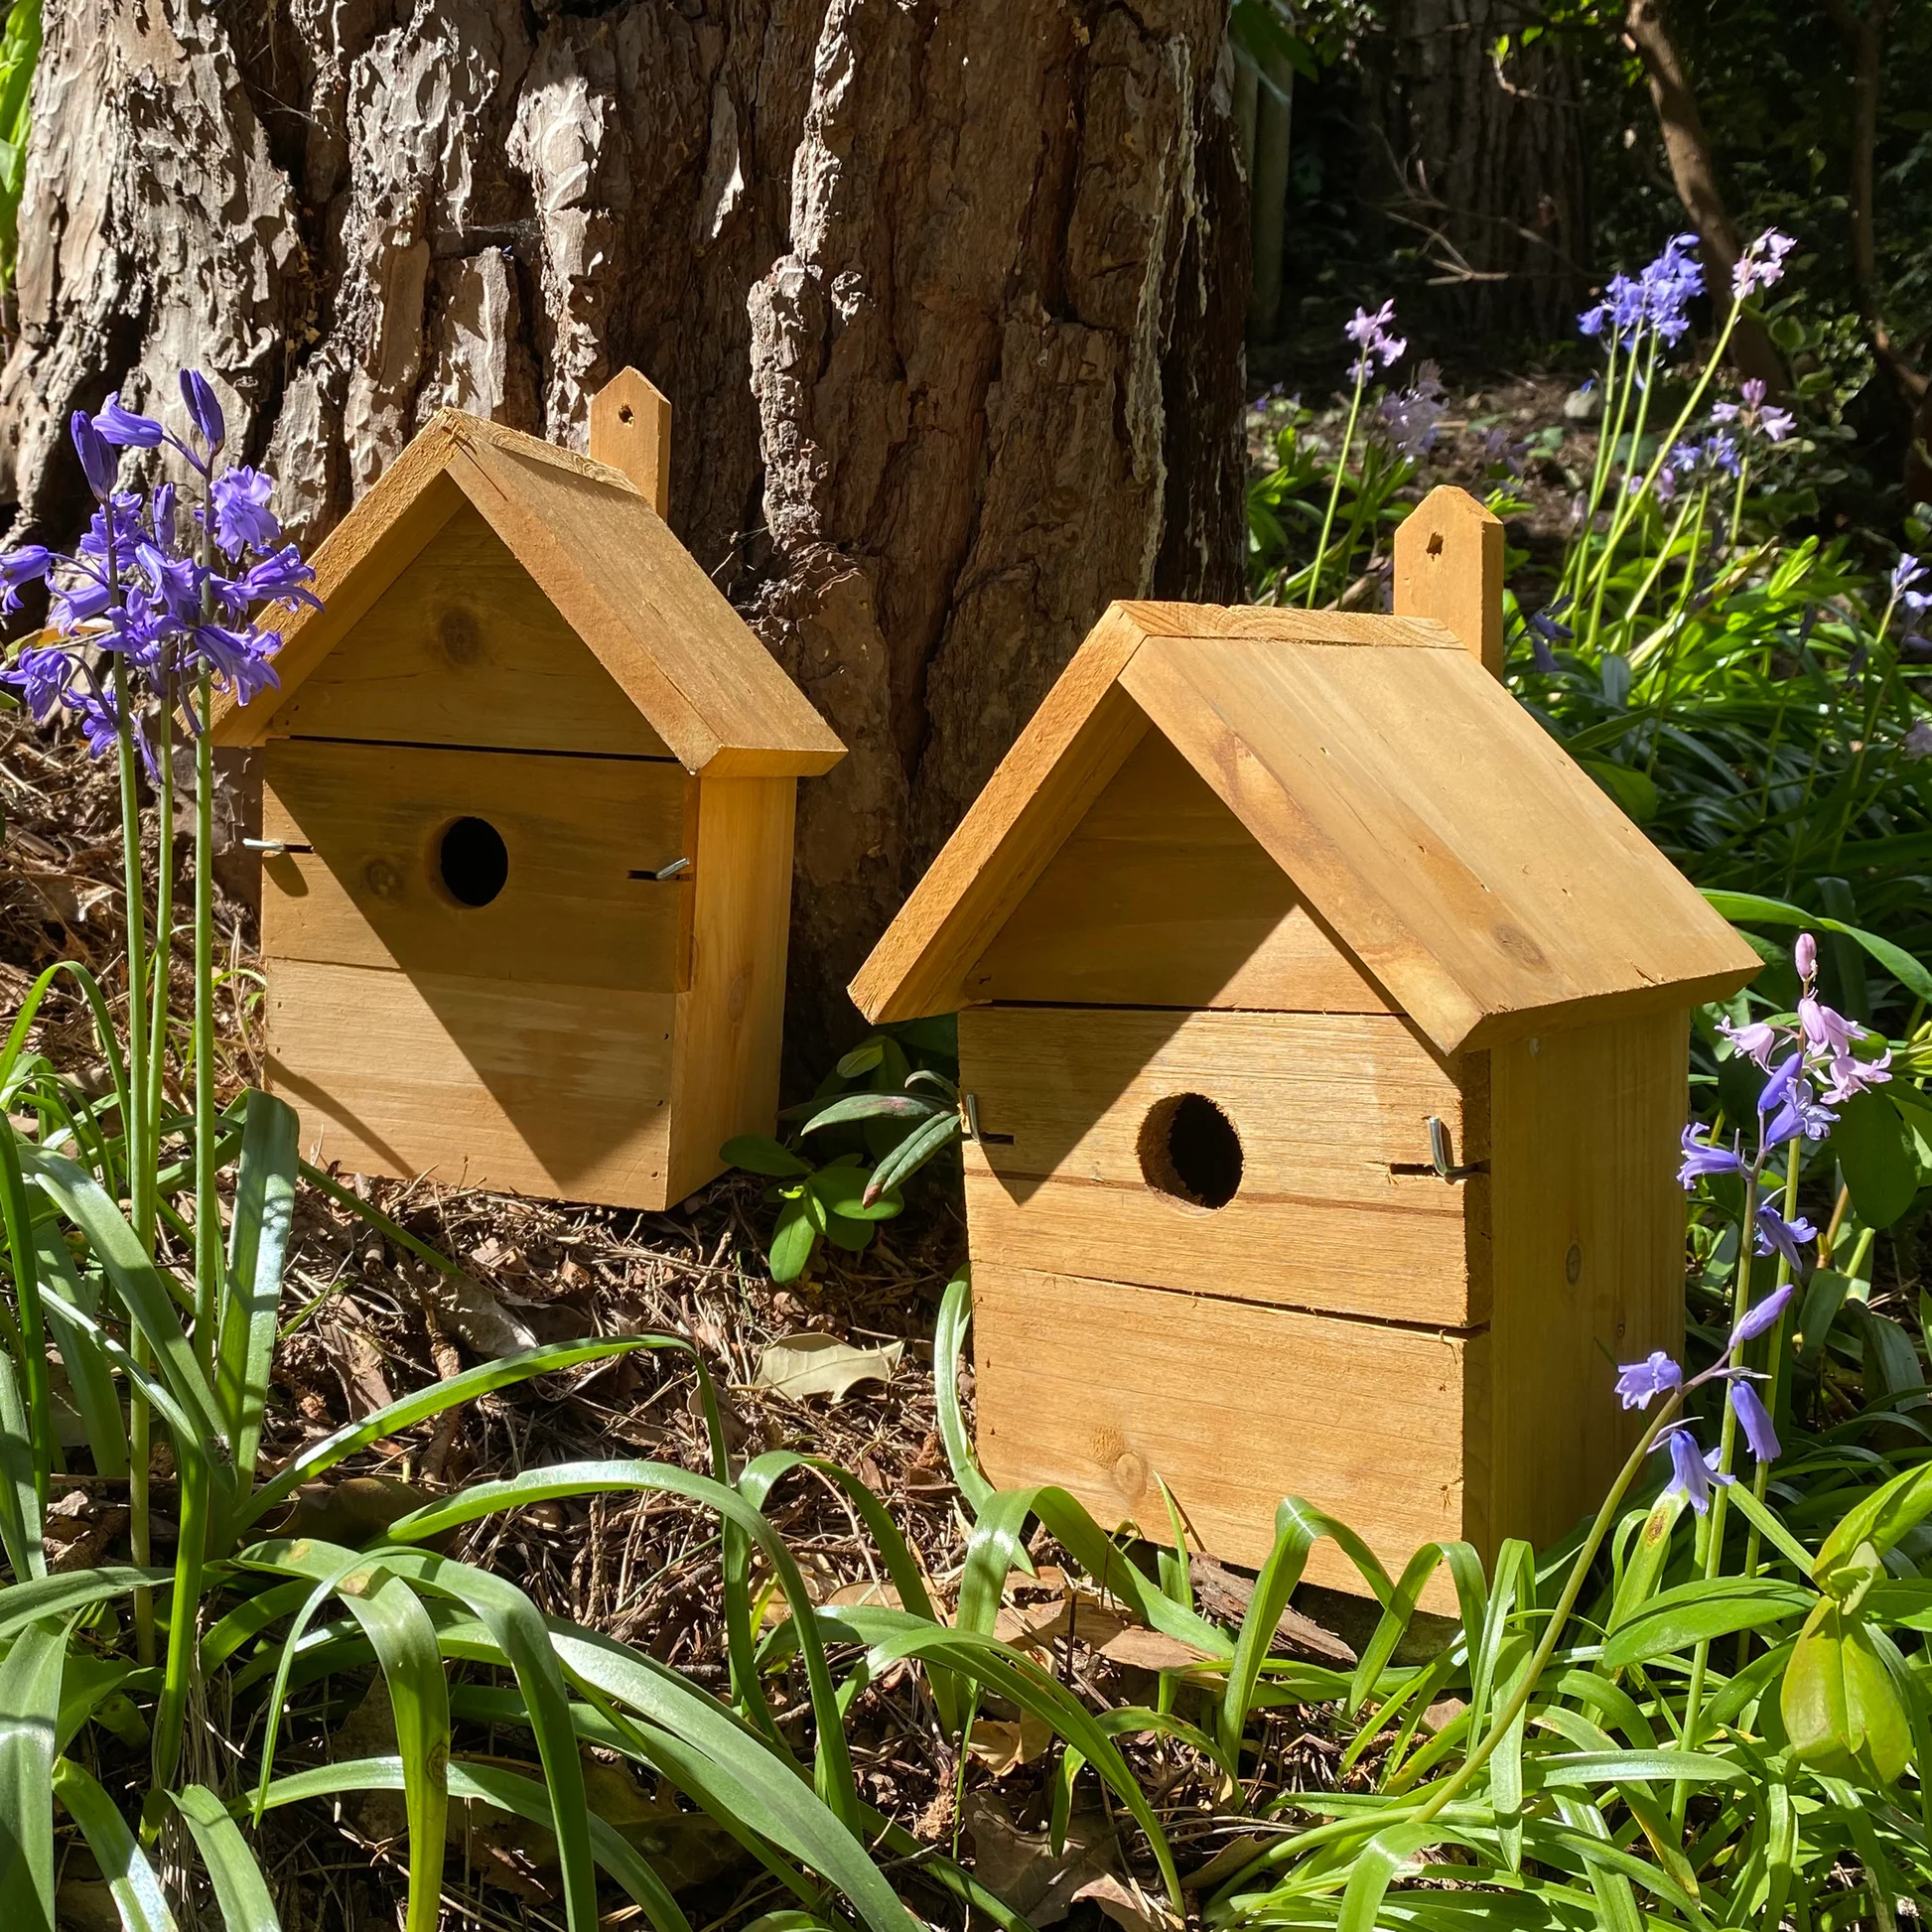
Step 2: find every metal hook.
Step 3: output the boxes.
[1427,1116,1485,1182]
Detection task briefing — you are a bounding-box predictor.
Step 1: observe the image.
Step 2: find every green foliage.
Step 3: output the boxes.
[0,0,38,287]
[723,1022,963,1282]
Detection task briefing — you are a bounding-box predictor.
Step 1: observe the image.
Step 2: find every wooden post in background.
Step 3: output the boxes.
[1393,483,1505,679]
[589,367,673,518]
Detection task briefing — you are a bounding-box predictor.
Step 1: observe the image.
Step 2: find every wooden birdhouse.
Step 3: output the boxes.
[850,487,1757,1606]
[212,371,845,1211]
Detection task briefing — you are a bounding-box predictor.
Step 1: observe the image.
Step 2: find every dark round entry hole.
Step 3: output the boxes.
[437,816,509,907]
[1138,1093,1242,1210]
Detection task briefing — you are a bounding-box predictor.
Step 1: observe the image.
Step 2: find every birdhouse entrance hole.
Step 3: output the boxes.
[437,815,510,907]
[1138,1093,1242,1210]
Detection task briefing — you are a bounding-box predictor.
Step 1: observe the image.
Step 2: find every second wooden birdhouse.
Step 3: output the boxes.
[851,488,1758,1606]
[213,372,845,1211]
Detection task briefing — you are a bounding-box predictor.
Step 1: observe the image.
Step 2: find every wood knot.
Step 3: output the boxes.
[1110,1448,1150,1502]
[439,605,483,667]
[1491,922,1548,969]
[363,858,402,899]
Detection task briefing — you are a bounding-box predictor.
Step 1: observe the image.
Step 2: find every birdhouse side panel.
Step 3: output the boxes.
[664,776,798,1204]
[263,502,672,759]
[966,733,1398,1013]
[972,1262,1478,1615]
[1484,1012,1690,1549]
[265,958,676,1206]
[259,740,694,991]
[958,1004,1486,1327]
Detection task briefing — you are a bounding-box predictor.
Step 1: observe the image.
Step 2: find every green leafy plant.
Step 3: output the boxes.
[724,1026,963,1283]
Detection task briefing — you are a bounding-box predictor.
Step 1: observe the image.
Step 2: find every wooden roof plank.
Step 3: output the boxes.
[211,410,845,775]
[1122,631,1759,1051]
[850,599,1759,1043]
[849,607,1155,1023]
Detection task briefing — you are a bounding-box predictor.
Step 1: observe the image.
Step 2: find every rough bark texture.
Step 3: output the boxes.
[1,0,1247,1061]
[1363,0,1587,340]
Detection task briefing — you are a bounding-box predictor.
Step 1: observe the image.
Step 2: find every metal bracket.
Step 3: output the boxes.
[960,1091,985,1143]
[628,857,693,881]
[1426,1115,1485,1182]
[243,837,310,858]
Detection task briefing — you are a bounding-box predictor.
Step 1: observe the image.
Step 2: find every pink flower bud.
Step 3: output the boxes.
[1793,932,1817,981]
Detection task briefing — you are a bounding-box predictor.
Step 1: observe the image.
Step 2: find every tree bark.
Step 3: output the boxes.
[1365,0,1588,340]
[0,0,1248,1063]
[1621,0,1785,394]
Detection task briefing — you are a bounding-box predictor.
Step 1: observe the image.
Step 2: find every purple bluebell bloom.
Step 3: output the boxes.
[1760,406,1796,443]
[1732,228,1797,300]
[70,411,116,498]
[1678,1122,1743,1188]
[1615,1349,1683,1410]
[180,369,225,452]
[1730,1281,1795,1347]
[1375,360,1447,458]
[1718,1015,1780,1069]
[0,545,52,613]
[1821,1044,1891,1105]
[94,391,164,449]
[1345,300,1407,377]
[1794,931,1818,980]
[1753,1202,1818,1268]
[1729,1380,1780,1463]
[1762,1077,1836,1147]
[1656,1427,1733,1514]
[209,467,281,554]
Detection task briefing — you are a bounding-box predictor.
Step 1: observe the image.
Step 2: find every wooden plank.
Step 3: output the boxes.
[1392,485,1505,677]
[959,1005,1486,1325]
[972,1264,1478,1613]
[457,436,846,776]
[265,957,677,1208]
[1115,602,1464,648]
[263,503,675,758]
[850,606,1155,1023]
[664,776,797,1204]
[589,367,672,516]
[1122,633,1759,1053]
[260,739,691,991]
[1484,1012,1689,1549]
[969,733,1398,1011]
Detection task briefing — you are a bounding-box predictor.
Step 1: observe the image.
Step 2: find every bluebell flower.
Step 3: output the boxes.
[0,544,52,613]
[1717,1015,1780,1069]
[1345,300,1406,378]
[1615,1349,1683,1410]
[1678,1122,1743,1188]
[180,369,225,453]
[1753,1201,1818,1268]
[70,411,116,498]
[1730,1281,1795,1347]
[1893,555,1927,601]
[95,391,164,449]
[1732,228,1797,300]
[1729,1380,1780,1463]
[1656,1427,1732,1514]
[209,467,281,554]
[1762,1078,1835,1146]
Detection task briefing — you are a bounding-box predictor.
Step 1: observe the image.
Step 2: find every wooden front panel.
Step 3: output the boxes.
[266,958,676,1208]
[265,502,673,758]
[261,740,692,992]
[967,734,1397,1013]
[1486,1013,1689,1549]
[960,1005,1486,1326]
[974,1265,1479,1613]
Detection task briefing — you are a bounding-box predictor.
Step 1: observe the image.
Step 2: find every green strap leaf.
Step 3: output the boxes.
[218,1091,299,1487]
[0,1566,172,1643]
[1701,889,1932,1002]
[52,1756,178,1931]
[170,1785,283,1932]
[0,1617,66,1931]
[933,1271,993,1512]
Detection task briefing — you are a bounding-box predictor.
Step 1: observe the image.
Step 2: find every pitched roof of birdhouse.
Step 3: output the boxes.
[850,602,1758,1054]
[210,411,845,776]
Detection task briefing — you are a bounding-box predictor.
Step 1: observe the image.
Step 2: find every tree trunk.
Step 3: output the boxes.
[1365,0,1588,341]
[1622,0,1785,395]
[0,0,1248,1065]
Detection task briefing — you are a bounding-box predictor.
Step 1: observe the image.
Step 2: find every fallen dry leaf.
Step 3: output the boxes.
[963,1791,1117,1925]
[1182,1833,1276,1891]
[1190,1553,1357,1664]
[1074,1871,1183,1932]
[1066,1598,1212,1670]
[420,1267,537,1359]
[755,1332,903,1402]
[967,1711,1054,1774]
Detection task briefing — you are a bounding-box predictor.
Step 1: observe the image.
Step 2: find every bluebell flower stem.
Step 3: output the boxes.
[192,671,221,1370]
[1307,364,1367,610]
[1674,1158,1764,1829]
[1564,331,1624,607]
[1582,334,1660,653]
[144,683,174,1204]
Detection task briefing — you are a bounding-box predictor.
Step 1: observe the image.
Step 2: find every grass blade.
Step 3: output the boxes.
[0,1567,172,1642]
[933,1271,992,1512]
